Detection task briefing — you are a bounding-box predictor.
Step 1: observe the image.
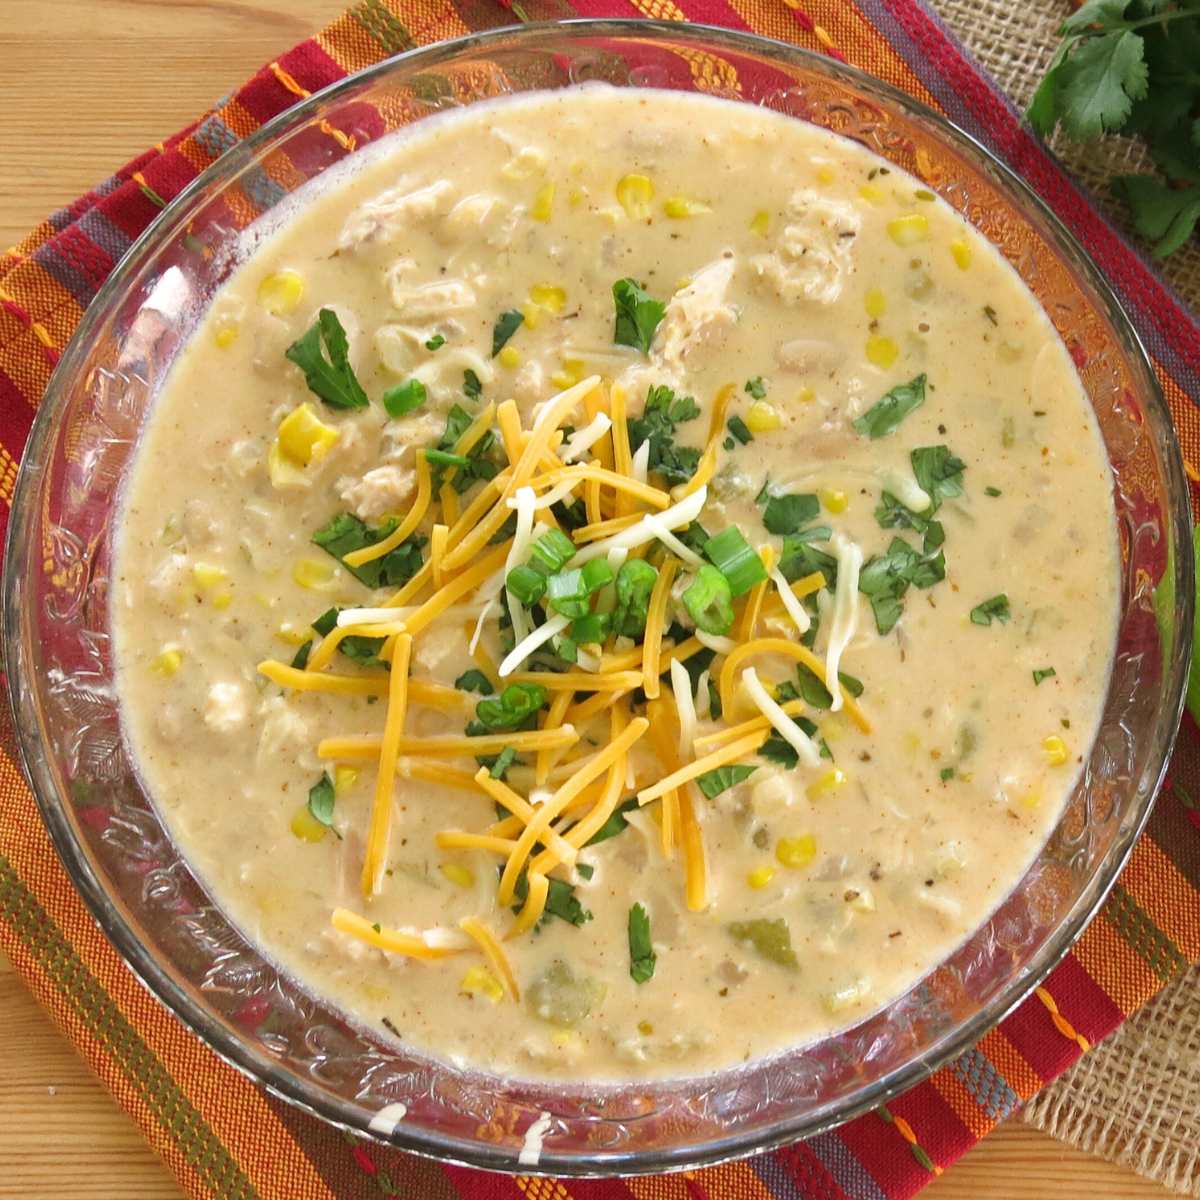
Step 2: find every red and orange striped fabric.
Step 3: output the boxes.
[1,2,1199,1198]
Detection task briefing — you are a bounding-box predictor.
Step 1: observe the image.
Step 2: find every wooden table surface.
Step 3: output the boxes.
[0,3,1175,1197]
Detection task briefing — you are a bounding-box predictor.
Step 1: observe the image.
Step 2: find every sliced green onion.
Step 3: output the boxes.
[475,683,547,731]
[530,529,576,574]
[614,559,659,638]
[423,448,470,468]
[546,569,591,619]
[506,564,546,606]
[554,634,578,664]
[382,378,426,418]
[726,416,753,445]
[704,526,767,597]
[683,564,734,635]
[580,558,615,593]
[571,612,612,644]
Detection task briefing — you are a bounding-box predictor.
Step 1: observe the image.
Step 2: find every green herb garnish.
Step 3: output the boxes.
[940,766,955,781]
[1033,667,1057,685]
[612,278,666,353]
[285,309,368,410]
[312,512,423,589]
[911,445,965,513]
[424,333,446,351]
[628,903,656,984]
[585,799,638,847]
[970,594,1011,626]
[626,385,702,485]
[728,917,798,969]
[858,536,946,635]
[530,529,576,575]
[683,564,734,635]
[614,558,659,638]
[696,763,757,799]
[382,378,426,419]
[985,485,1002,498]
[491,310,524,356]
[307,772,337,832]
[454,669,494,695]
[852,373,927,439]
[512,872,592,927]
[290,640,313,670]
[474,683,548,731]
[704,526,768,596]
[506,563,547,607]
[745,376,767,399]
[875,492,944,553]
[463,368,482,400]
[761,492,820,536]
[726,415,753,445]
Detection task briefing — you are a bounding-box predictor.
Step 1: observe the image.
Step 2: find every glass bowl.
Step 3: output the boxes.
[3,19,1192,1176]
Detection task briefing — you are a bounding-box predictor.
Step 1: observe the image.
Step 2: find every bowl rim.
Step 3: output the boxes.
[4,17,1193,1177]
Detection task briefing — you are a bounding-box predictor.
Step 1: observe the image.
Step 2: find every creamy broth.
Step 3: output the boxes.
[112,88,1119,1081]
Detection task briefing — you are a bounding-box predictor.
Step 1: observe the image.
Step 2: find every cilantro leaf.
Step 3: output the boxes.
[512,870,591,927]
[762,491,820,535]
[778,527,837,587]
[852,374,927,439]
[285,309,368,410]
[491,310,524,357]
[1112,173,1200,257]
[628,903,656,984]
[1057,30,1149,140]
[431,403,500,494]
[584,798,638,847]
[1059,0,1131,37]
[911,445,966,514]
[858,536,946,635]
[463,369,482,400]
[308,773,337,831]
[1033,666,1057,685]
[970,594,1011,626]
[696,763,757,799]
[626,384,702,485]
[612,278,666,353]
[745,376,767,399]
[875,491,944,553]
[312,512,424,589]
[454,669,494,695]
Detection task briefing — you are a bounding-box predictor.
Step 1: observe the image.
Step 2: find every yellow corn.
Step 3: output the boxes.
[816,165,836,185]
[637,1020,654,1036]
[807,767,846,799]
[747,865,776,889]
[887,213,930,245]
[848,887,876,913]
[858,183,885,205]
[277,402,340,467]
[864,287,887,319]
[1019,788,1042,810]
[1042,735,1069,767]
[522,304,542,330]
[866,335,899,369]
[797,385,816,403]
[818,487,848,513]
[334,766,360,795]
[267,442,305,488]
[663,195,711,218]
[950,238,972,270]
[192,562,227,590]
[823,979,870,1014]
[292,558,336,590]
[776,835,817,869]
[213,320,239,349]
[749,209,770,237]
[498,345,521,369]
[151,648,183,677]
[276,622,311,646]
[531,181,555,222]
[551,358,585,389]
[530,284,566,313]
[567,187,586,208]
[745,401,782,433]
[460,965,504,1004]
[257,269,305,316]
[616,173,654,220]
[290,805,328,843]
[440,863,475,889]
[212,590,233,610]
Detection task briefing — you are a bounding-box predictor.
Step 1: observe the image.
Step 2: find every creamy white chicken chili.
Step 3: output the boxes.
[112,87,1119,1080]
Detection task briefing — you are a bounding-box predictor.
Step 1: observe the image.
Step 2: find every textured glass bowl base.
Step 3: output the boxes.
[3,21,1191,1176]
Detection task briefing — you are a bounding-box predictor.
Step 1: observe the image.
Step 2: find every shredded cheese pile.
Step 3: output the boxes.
[257,376,870,996]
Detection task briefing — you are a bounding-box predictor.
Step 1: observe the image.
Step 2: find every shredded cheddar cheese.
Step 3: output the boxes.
[361,633,411,897]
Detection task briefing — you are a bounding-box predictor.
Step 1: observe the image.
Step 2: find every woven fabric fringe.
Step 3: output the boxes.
[930,1,1200,1192]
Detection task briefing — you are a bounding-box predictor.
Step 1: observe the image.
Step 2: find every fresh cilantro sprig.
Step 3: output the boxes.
[1028,0,1200,257]
[285,309,368,410]
[612,278,666,353]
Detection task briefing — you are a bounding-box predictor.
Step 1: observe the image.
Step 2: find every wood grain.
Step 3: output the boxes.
[0,2,1176,1196]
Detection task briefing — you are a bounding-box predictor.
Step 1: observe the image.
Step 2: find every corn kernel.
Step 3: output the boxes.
[816,165,836,185]
[749,209,770,237]
[293,558,336,590]
[551,1030,575,1047]
[858,183,885,205]
[745,401,782,433]
[290,804,327,843]
[776,835,817,869]
[818,487,848,513]
[277,402,340,467]
[950,238,972,270]
[747,865,776,889]
[192,562,227,590]
[663,195,711,219]
[530,283,567,313]
[887,213,930,246]
[521,304,542,330]
[212,589,233,610]
[551,358,585,389]
[257,269,305,316]
[866,335,899,369]
[500,145,545,181]
[797,385,816,403]
[807,768,847,799]
[151,648,183,677]
[267,441,306,488]
[334,766,359,795]
[1042,734,1069,767]
[864,287,887,319]
[847,887,876,913]
[615,173,654,220]
[498,345,521,369]
[568,187,586,208]
[823,979,871,1014]
[440,863,475,888]
[276,622,311,646]
[213,321,239,349]
[460,965,503,1003]
[1019,789,1042,810]
[531,181,555,222]
[637,1020,654,1036]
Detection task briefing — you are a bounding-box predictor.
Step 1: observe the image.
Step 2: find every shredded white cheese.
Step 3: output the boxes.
[504,486,538,651]
[695,630,738,655]
[670,658,698,756]
[742,666,822,768]
[695,668,712,718]
[630,439,651,483]
[519,1111,553,1167]
[643,514,703,567]
[368,1102,409,1136]
[573,485,707,565]
[824,533,863,712]
[558,412,612,462]
[498,612,571,676]
[767,565,812,634]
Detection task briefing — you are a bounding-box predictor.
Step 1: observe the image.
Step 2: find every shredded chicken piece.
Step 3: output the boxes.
[751,190,860,305]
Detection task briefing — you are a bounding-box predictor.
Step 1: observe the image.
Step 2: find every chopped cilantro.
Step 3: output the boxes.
[696,763,757,799]
[290,640,313,670]
[284,309,368,411]
[612,278,666,353]
[852,374,927,439]
[628,903,656,984]
[491,309,524,357]
[584,798,638,847]
[984,485,1002,497]
[761,491,820,535]
[463,368,482,400]
[911,445,966,513]
[307,773,338,833]
[432,403,500,493]
[626,385,702,485]
[875,491,944,553]
[745,376,767,399]
[778,528,837,587]
[454,669,494,695]
[512,870,591,927]
[970,594,1011,626]
[424,333,446,351]
[311,512,424,589]
[858,536,946,635]
[1033,666,1057,685]
[940,766,955,781]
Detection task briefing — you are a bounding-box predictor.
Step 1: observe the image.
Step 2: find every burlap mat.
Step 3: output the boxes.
[929,1,1200,1193]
